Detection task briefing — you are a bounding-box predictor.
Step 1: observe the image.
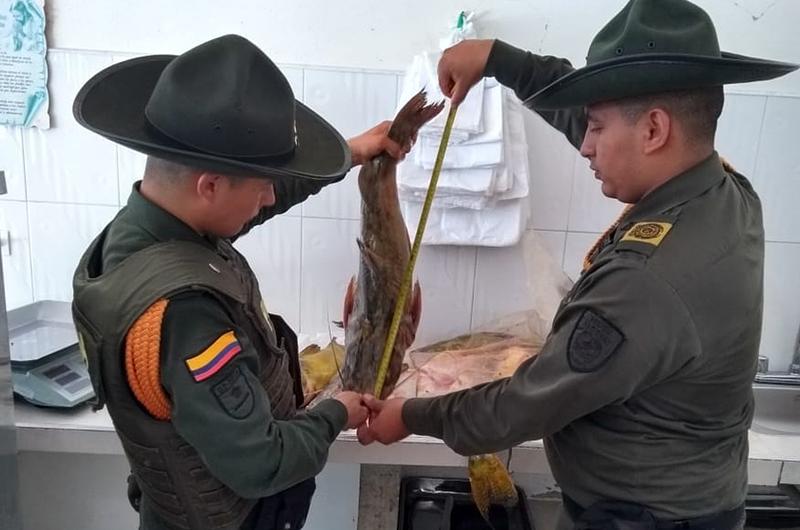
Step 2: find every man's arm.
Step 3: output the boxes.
[485,40,587,149]
[235,121,407,238]
[439,39,587,150]
[363,260,701,455]
[159,292,357,498]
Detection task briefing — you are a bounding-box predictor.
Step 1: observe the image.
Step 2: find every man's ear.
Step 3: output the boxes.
[641,108,671,155]
[196,172,224,203]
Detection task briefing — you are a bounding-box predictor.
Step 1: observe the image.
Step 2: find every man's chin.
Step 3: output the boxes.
[600,182,617,200]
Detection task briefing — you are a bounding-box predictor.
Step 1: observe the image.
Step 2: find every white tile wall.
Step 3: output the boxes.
[116,145,147,205]
[716,93,767,177]
[567,152,627,233]
[563,231,600,282]
[472,243,533,329]
[234,216,303,331]
[523,112,576,231]
[752,96,800,244]
[0,201,33,309]
[28,202,118,301]
[0,126,26,201]
[23,51,118,206]
[1,51,798,367]
[535,230,567,268]
[414,245,476,346]
[281,66,304,102]
[302,70,398,219]
[299,217,361,334]
[761,242,800,371]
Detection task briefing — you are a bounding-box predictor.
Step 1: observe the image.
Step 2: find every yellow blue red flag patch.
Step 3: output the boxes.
[185,331,241,382]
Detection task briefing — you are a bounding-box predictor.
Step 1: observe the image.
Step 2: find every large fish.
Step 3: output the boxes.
[340,92,444,399]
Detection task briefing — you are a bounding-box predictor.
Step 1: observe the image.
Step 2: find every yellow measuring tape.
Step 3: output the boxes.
[373,104,459,397]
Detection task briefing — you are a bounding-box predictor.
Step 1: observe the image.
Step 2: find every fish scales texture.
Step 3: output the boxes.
[341,92,444,398]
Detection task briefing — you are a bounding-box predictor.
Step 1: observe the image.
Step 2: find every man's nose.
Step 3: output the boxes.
[579,134,593,159]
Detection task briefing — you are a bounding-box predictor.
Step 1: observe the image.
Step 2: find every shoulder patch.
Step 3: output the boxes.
[568,310,624,373]
[211,366,254,419]
[621,222,672,247]
[185,331,242,382]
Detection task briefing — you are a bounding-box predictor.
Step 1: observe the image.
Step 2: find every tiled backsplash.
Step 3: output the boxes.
[2,49,799,371]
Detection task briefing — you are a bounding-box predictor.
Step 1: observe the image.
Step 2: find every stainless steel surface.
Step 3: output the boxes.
[0,246,23,529]
[790,328,800,375]
[754,349,800,386]
[753,372,800,385]
[8,300,77,363]
[751,383,800,436]
[758,356,770,374]
[7,301,92,408]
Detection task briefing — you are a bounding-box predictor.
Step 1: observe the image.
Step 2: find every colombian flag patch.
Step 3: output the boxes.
[185,331,242,382]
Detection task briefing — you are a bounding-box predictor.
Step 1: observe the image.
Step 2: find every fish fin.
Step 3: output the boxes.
[410,281,422,333]
[468,453,518,525]
[343,276,356,329]
[356,238,386,270]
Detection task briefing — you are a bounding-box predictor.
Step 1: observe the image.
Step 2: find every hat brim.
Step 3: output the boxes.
[524,52,799,110]
[73,55,351,182]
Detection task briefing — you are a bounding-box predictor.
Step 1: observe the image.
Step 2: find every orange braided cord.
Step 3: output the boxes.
[126,299,172,420]
[582,204,633,272]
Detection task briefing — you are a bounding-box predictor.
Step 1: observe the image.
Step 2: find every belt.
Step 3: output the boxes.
[563,494,745,530]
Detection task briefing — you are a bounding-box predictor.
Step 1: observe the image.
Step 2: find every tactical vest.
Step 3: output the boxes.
[73,226,304,530]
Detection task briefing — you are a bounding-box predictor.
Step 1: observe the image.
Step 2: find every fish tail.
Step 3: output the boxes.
[388,90,445,146]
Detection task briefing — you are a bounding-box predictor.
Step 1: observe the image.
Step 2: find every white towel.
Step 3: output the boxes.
[399,88,530,210]
[398,52,485,142]
[415,82,505,169]
[403,198,527,247]
[398,164,496,195]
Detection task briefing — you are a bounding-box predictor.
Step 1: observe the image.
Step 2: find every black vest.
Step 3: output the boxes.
[73,227,304,530]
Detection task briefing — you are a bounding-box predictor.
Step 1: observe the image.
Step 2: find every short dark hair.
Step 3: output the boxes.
[144,156,252,187]
[144,156,201,184]
[617,86,724,145]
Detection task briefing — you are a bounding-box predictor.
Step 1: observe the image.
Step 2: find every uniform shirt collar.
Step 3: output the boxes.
[623,152,727,223]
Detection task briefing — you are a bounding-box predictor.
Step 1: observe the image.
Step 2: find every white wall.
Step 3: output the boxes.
[43,0,800,97]
[0,1,797,349]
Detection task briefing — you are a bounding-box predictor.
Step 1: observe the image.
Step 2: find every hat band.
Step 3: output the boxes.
[143,114,297,162]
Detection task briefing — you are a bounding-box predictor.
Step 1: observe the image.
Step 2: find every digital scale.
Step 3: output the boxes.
[8,300,95,408]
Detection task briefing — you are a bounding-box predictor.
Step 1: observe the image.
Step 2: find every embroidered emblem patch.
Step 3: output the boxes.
[185,331,242,382]
[211,366,254,419]
[568,310,624,373]
[620,222,673,247]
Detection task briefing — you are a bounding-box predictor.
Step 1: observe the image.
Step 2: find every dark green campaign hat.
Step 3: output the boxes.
[74,35,351,181]
[525,0,798,110]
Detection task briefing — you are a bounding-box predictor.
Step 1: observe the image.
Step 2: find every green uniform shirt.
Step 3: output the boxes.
[103,183,347,526]
[403,40,762,520]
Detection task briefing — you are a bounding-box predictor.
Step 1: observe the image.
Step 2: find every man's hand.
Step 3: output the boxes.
[438,39,494,106]
[356,395,410,445]
[334,391,368,430]
[347,121,409,168]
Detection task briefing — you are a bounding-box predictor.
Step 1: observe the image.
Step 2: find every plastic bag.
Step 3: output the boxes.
[389,230,573,398]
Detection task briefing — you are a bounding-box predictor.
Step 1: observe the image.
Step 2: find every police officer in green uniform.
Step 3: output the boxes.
[358,1,798,528]
[70,35,405,530]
